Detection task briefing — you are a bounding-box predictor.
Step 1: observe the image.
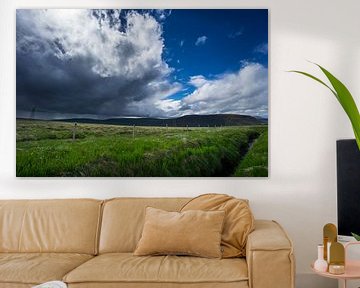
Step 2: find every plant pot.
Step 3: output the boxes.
[337,139,360,237]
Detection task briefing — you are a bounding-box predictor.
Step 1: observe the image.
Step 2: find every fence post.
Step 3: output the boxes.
[133,124,135,138]
[72,123,77,141]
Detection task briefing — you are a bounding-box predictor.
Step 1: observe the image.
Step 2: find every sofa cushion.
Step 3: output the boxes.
[99,198,190,253]
[181,194,254,258]
[0,199,103,254]
[134,207,225,258]
[63,253,248,285]
[0,253,93,285]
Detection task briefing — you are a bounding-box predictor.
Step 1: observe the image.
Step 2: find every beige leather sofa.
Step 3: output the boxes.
[0,198,295,288]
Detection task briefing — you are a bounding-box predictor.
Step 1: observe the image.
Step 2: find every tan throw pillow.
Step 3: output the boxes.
[134,207,225,258]
[181,193,254,258]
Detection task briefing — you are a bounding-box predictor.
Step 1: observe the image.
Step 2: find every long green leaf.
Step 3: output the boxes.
[289,70,337,98]
[316,64,360,150]
[290,64,360,150]
[351,232,360,241]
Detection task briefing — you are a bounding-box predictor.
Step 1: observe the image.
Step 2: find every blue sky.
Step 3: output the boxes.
[16,9,268,119]
[158,9,268,101]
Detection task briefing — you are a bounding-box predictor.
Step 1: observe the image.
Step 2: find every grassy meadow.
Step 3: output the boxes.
[16,119,268,177]
[233,131,268,177]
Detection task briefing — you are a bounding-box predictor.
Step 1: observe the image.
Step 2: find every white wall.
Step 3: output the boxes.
[1,0,359,287]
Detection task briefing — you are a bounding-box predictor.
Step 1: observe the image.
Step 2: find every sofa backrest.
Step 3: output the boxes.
[99,197,190,253]
[0,199,102,255]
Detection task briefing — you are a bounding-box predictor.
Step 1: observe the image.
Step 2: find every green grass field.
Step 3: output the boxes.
[16,119,268,177]
[233,131,268,177]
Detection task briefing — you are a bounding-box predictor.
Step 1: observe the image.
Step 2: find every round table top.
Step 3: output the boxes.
[311,261,360,280]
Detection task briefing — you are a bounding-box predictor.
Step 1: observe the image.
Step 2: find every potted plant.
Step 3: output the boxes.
[291,63,360,240]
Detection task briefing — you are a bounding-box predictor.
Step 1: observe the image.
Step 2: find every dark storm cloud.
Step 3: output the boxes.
[16,51,166,116]
[16,9,181,119]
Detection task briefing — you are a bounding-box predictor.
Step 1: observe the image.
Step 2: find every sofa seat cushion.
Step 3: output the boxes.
[0,253,93,285]
[64,253,248,285]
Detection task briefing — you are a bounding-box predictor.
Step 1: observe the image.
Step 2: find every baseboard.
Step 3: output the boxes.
[296,273,337,288]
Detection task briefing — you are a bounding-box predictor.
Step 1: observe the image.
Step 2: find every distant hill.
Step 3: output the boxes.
[254,116,268,124]
[52,114,267,127]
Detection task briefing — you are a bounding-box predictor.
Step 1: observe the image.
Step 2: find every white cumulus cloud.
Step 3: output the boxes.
[22,9,168,78]
[181,63,268,117]
[195,36,207,46]
[189,75,207,87]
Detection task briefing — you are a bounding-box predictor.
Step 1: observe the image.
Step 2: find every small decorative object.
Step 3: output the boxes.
[327,242,332,264]
[323,223,337,261]
[314,244,328,272]
[329,242,345,275]
[328,264,345,275]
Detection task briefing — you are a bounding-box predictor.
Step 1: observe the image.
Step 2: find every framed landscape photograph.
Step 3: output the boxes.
[16,9,268,177]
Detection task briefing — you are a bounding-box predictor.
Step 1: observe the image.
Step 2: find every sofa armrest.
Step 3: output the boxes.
[246,220,295,288]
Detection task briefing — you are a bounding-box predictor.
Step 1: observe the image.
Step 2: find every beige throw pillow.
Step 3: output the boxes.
[134,207,225,258]
[181,193,254,258]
